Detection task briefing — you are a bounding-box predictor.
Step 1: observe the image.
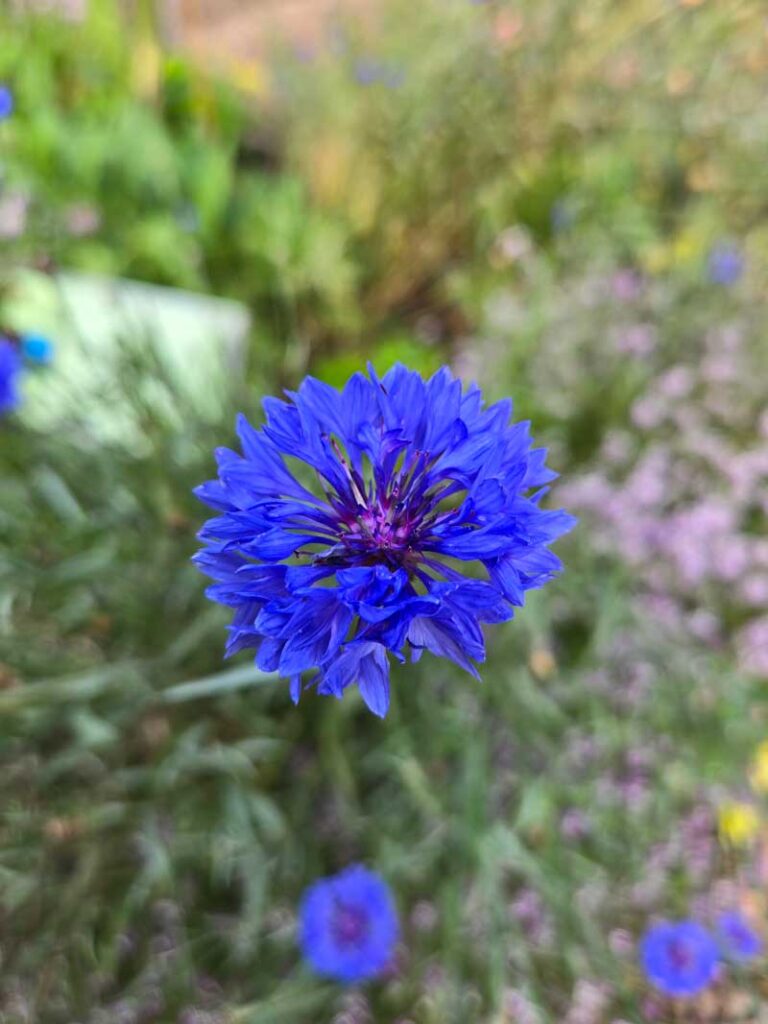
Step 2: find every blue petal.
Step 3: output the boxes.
[241,529,321,561]
[407,615,482,678]
[356,645,391,717]
[278,598,353,676]
[289,675,302,704]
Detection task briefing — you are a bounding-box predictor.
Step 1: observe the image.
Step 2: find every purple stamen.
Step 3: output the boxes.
[331,901,370,948]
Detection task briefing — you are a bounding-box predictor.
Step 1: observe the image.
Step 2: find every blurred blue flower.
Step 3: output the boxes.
[353,59,405,89]
[0,85,13,120]
[0,337,23,416]
[716,911,763,962]
[299,865,398,983]
[194,365,574,715]
[294,44,316,64]
[21,333,55,366]
[640,921,719,997]
[550,199,575,234]
[707,243,744,286]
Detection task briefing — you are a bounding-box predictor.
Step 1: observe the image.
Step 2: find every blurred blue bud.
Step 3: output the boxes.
[21,333,55,366]
[0,85,13,120]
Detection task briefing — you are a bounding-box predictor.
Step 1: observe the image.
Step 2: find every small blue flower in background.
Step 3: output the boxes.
[716,910,763,962]
[21,333,55,367]
[299,865,398,983]
[550,199,575,234]
[707,242,744,286]
[0,84,13,120]
[0,337,23,416]
[353,59,405,89]
[194,364,574,716]
[640,920,719,997]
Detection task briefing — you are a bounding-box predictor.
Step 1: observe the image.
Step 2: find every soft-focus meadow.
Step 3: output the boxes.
[2,1,768,1021]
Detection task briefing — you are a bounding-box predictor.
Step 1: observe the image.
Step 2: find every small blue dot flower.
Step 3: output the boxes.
[194,365,574,716]
[640,921,719,997]
[707,243,744,286]
[716,911,763,962]
[299,865,398,984]
[0,337,23,416]
[353,59,405,89]
[550,199,575,234]
[0,85,13,120]
[21,333,55,366]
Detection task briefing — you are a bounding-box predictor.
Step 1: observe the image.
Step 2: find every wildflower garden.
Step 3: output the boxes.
[2,1,768,1021]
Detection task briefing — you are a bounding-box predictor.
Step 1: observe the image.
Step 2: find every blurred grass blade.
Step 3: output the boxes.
[160,663,277,704]
[0,661,149,712]
[228,982,333,1024]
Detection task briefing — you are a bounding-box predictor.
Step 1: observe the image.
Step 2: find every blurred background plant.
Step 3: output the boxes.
[1,0,768,1021]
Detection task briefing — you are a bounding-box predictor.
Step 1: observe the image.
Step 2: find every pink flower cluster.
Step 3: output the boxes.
[561,320,768,675]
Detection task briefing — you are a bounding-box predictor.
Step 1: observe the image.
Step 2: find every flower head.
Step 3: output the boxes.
[0,85,13,120]
[0,337,23,416]
[194,365,574,715]
[299,865,398,983]
[707,243,743,286]
[21,333,55,366]
[716,910,763,962]
[737,616,768,677]
[352,58,405,89]
[640,921,719,997]
[719,801,760,846]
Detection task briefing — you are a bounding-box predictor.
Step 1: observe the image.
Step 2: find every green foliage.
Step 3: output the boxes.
[1,375,759,1021]
[2,0,768,1020]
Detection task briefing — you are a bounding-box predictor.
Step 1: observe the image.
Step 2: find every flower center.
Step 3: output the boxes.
[315,439,448,572]
[331,901,370,949]
[349,501,414,552]
[667,940,693,971]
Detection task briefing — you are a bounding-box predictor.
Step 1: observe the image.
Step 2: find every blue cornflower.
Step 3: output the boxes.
[0,85,13,120]
[716,911,763,962]
[194,364,574,716]
[707,243,743,286]
[21,333,55,366]
[299,865,398,983]
[0,337,23,416]
[640,921,719,997]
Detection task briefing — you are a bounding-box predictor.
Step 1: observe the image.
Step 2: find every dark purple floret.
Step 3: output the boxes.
[194,364,575,715]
